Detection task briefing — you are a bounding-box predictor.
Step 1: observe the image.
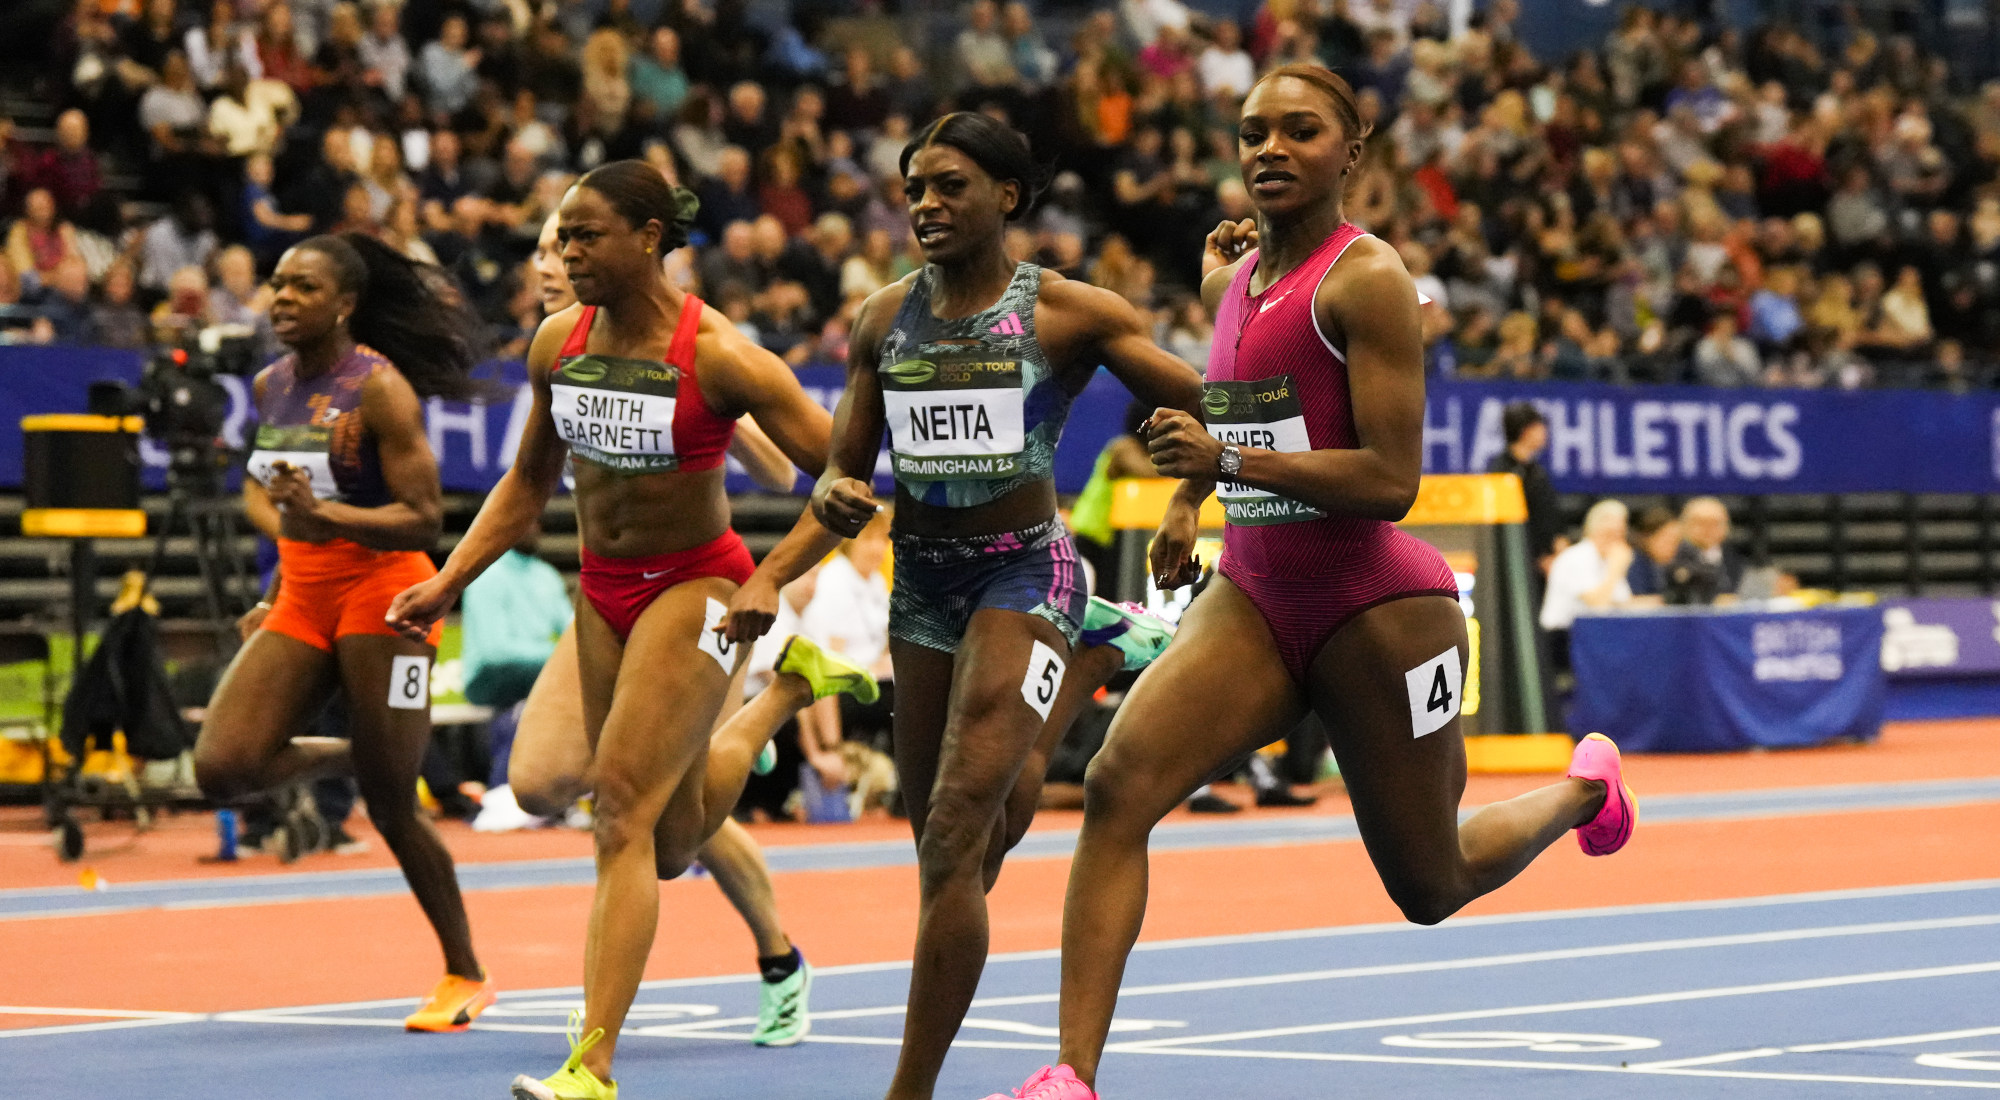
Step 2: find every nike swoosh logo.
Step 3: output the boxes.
[1260,293,1291,314]
[642,569,672,579]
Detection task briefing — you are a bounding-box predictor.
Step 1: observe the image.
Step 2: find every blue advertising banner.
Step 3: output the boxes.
[1879,597,2000,680]
[1570,606,1886,751]
[3,347,1997,498]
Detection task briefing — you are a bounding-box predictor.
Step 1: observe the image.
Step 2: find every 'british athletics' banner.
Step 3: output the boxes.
[2,347,1998,497]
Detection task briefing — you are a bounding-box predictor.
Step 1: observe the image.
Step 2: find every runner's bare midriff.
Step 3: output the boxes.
[573,462,731,557]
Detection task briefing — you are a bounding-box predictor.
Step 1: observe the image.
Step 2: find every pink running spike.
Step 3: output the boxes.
[1567,733,1638,856]
[981,1065,1098,1100]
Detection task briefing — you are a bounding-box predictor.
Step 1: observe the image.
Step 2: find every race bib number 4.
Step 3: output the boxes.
[881,354,1026,481]
[1404,647,1462,738]
[552,355,680,473]
[1203,376,1324,526]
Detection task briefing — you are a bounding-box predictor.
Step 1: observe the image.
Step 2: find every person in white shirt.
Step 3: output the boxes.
[1195,20,1255,99]
[1540,498,1634,632]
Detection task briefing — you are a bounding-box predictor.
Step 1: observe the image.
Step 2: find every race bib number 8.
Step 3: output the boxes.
[1404,647,1462,738]
[881,354,1026,481]
[697,598,739,673]
[1020,640,1066,720]
[1204,376,1324,526]
[388,655,430,711]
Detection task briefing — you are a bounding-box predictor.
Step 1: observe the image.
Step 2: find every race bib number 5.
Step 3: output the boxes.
[881,354,1026,481]
[697,598,739,673]
[1020,640,1066,720]
[1204,376,1324,526]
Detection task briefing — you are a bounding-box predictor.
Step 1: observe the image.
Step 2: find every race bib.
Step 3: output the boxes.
[1404,646,1462,738]
[551,354,680,473]
[696,597,739,673]
[1203,376,1324,526]
[881,353,1025,482]
[247,424,339,499]
[387,654,430,711]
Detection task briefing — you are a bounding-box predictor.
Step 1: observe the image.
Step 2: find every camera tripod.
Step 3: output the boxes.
[143,446,257,653]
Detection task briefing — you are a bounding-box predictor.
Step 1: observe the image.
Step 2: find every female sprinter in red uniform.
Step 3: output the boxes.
[811,112,1203,1100]
[195,232,495,1032]
[500,209,822,1049]
[388,161,873,1100]
[985,66,1639,1100]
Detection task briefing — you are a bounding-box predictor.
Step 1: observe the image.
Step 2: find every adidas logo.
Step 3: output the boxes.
[989,312,1025,336]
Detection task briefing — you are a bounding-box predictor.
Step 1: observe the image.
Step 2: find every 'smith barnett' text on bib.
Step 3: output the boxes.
[552,355,681,473]
[1204,375,1324,526]
[881,353,1027,481]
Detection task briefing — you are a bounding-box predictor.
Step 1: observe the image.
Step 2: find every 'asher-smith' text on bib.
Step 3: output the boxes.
[1204,375,1324,526]
[552,354,681,473]
[882,351,1026,482]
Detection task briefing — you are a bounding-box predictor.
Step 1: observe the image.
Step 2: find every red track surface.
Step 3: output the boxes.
[2,720,1995,1016]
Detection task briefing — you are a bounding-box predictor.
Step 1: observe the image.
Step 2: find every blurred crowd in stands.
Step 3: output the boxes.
[0,0,1996,391]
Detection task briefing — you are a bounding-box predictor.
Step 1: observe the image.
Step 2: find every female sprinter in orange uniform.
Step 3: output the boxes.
[387,161,872,1100]
[500,209,822,1048]
[195,232,495,1032]
[984,67,1639,1100]
[811,112,1204,1100]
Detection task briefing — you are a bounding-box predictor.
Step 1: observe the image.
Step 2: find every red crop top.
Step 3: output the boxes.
[551,293,735,474]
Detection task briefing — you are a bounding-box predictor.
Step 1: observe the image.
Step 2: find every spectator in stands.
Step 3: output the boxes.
[139,50,214,163]
[358,1,409,104]
[7,189,83,287]
[419,13,479,119]
[38,258,95,345]
[884,45,936,121]
[239,151,309,266]
[1625,505,1682,603]
[630,27,688,121]
[149,263,213,344]
[89,258,149,349]
[186,0,260,92]
[826,48,888,135]
[1674,496,1747,598]
[1486,402,1566,576]
[1693,312,1762,387]
[205,243,275,360]
[28,111,106,232]
[138,191,218,296]
[723,80,778,154]
[779,212,851,323]
[1197,19,1254,99]
[125,0,189,82]
[696,145,758,243]
[0,256,51,345]
[206,59,297,158]
[1540,498,1634,635]
[1003,3,1057,92]
[756,144,814,237]
[1877,265,1935,352]
[956,0,1015,98]
[253,1,316,96]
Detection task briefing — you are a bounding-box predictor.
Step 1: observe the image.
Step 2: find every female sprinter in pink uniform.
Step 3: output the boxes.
[387,161,871,1100]
[985,66,1638,1100]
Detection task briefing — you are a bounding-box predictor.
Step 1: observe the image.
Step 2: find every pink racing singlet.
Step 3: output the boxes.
[1205,223,1458,683]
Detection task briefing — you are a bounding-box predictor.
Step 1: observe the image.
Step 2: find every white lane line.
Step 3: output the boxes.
[1627,1023,2000,1069]
[1111,961,2000,1051]
[0,1007,206,1041]
[1127,1045,2000,1089]
[1629,1047,1789,1069]
[0,1005,198,1019]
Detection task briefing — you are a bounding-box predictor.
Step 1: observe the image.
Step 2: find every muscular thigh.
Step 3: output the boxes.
[889,640,954,837]
[1089,576,1304,813]
[510,625,593,803]
[196,629,338,765]
[930,608,1074,813]
[592,577,739,814]
[333,632,439,804]
[1306,596,1471,873]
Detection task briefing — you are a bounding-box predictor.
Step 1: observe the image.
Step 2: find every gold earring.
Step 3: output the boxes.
[646,246,654,254]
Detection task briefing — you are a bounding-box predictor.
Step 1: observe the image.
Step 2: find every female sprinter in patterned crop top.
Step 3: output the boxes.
[195,232,495,1034]
[387,161,876,1100]
[811,112,1205,1100]
[981,66,1641,1100]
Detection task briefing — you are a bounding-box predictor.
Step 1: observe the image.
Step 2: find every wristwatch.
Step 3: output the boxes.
[1217,444,1243,479]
